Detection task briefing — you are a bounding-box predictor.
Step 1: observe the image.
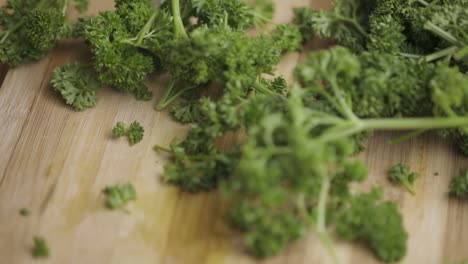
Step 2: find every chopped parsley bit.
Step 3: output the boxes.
[32,236,49,258]
[112,121,144,145]
[19,208,30,217]
[103,183,137,209]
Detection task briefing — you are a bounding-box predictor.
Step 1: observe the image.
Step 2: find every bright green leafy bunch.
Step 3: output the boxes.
[32,236,49,258]
[103,183,137,209]
[221,88,369,258]
[51,63,101,111]
[0,0,89,66]
[160,45,468,262]
[112,121,145,145]
[388,163,420,195]
[335,188,408,263]
[449,169,468,198]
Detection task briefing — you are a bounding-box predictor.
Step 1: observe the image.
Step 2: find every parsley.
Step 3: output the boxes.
[112,121,145,145]
[51,63,101,111]
[32,236,49,258]
[19,208,30,216]
[449,169,468,198]
[103,183,137,209]
[388,163,420,195]
[0,0,89,66]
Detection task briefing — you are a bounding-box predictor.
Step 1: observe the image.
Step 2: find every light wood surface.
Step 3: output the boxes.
[1,1,467,263]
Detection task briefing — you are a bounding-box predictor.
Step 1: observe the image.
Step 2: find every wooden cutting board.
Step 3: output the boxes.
[1,1,467,263]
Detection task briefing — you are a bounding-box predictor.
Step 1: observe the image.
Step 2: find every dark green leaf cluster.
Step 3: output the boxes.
[335,188,408,263]
[449,169,468,198]
[80,3,168,96]
[32,236,49,258]
[293,0,468,66]
[169,101,203,124]
[388,163,420,195]
[192,0,254,30]
[51,63,101,111]
[112,121,145,145]
[103,183,137,209]
[0,0,89,66]
[76,0,296,107]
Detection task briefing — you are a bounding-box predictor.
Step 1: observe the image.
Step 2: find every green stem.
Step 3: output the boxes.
[425,46,459,62]
[391,130,426,144]
[136,13,157,45]
[316,178,340,264]
[415,0,429,6]
[223,12,228,29]
[337,16,367,38]
[62,0,70,15]
[251,82,276,95]
[427,0,441,7]
[171,0,188,39]
[455,46,468,60]
[401,179,416,196]
[153,145,172,153]
[320,117,468,143]
[155,81,195,110]
[398,52,423,59]
[362,117,468,131]
[424,21,458,45]
[329,78,359,122]
[0,21,24,43]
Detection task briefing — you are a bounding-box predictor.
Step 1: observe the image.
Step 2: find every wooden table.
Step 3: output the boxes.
[1,1,467,263]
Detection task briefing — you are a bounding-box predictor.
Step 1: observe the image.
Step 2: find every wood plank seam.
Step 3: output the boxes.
[0,55,55,185]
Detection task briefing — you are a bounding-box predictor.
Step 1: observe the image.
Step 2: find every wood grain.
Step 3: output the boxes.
[0,1,467,264]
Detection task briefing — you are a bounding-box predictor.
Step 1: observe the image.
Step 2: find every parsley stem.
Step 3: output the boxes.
[401,179,416,195]
[398,52,423,59]
[414,0,429,6]
[329,78,359,122]
[136,13,157,45]
[455,46,468,60]
[424,21,458,45]
[320,117,468,143]
[424,46,458,62]
[62,0,70,15]
[0,20,26,43]
[336,16,367,38]
[153,145,171,153]
[316,178,340,264]
[362,117,468,131]
[390,130,426,144]
[171,0,189,39]
[251,82,276,95]
[155,80,195,110]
